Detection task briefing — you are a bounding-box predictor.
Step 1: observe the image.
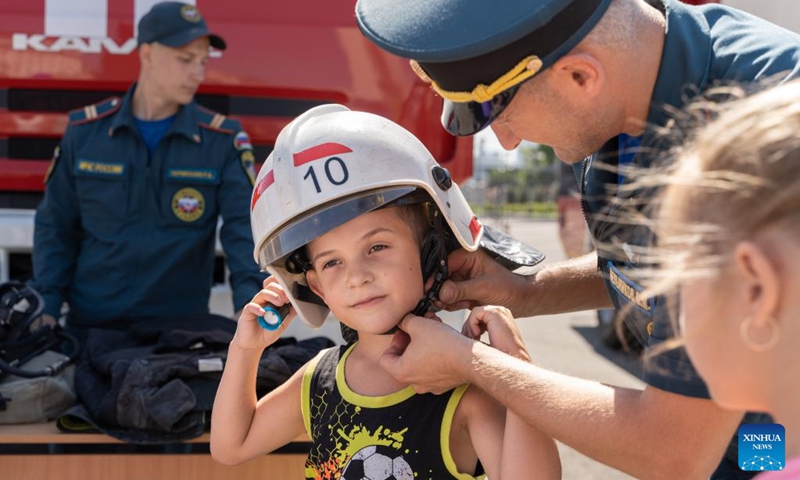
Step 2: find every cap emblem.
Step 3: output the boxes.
[181,5,202,23]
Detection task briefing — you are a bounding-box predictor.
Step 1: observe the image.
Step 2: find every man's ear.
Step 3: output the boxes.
[734,241,780,326]
[138,43,152,67]
[305,270,326,303]
[549,52,605,100]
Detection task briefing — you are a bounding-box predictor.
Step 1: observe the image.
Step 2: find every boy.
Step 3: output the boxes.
[211,104,561,479]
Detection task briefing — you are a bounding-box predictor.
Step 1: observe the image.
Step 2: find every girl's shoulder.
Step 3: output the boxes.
[757,456,800,479]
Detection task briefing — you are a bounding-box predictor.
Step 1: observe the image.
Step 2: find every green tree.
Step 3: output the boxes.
[485,143,559,204]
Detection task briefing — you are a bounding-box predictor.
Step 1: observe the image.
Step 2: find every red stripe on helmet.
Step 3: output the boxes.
[293,142,352,166]
[251,170,275,211]
[469,216,482,242]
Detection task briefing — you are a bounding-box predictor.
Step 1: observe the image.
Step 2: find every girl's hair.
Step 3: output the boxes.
[604,78,800,358]
[640,79,800,299]
[580,77,800,360]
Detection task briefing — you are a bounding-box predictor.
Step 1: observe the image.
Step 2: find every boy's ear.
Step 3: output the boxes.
[549,52,604,100]
[305,270,326,303]
[734,241,780,326]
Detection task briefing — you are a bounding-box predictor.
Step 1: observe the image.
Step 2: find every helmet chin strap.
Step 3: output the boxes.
[379,214,450,336]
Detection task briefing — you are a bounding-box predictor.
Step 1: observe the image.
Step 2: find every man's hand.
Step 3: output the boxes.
[380,313,473,394]
[437,248,532,315]
[31,314,58,330]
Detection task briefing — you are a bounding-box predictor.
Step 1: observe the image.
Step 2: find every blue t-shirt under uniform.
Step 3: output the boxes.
[134,114,176,158]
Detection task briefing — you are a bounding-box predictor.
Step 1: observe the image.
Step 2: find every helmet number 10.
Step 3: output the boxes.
[302,157,350,193]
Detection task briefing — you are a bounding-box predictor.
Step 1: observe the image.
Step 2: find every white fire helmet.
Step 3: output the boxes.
[250,104,483,328]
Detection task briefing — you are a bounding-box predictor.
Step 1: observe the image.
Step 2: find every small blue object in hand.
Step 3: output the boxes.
[258,304,290,330]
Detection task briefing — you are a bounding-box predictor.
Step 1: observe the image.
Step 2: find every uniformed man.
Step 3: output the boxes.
[356,0,800,479]
[32,2,262,335]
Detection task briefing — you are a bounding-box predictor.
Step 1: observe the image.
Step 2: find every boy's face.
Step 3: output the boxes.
[305,207,424,336]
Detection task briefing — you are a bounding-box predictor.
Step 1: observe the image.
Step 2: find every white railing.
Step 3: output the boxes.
[0,208,35,283]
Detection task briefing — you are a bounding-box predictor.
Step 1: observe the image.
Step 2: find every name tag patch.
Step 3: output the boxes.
[167,168,218,183]
[607,262,653,314]
[76,159,125,176]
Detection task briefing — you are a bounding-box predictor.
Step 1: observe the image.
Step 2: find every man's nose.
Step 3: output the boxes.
[190,63,205,83]
[491,122,522,150]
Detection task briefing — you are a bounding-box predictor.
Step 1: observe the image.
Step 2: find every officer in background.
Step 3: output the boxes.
[32,2,262,336]
[555,161,589,260]
[356,0,800,478]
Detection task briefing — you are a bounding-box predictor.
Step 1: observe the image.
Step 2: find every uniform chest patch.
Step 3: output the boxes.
[76,159,125,176]
[607,262,652,314]
[171,187,205,222]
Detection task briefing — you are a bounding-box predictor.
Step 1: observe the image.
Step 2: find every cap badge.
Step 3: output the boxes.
[181,5,202,23]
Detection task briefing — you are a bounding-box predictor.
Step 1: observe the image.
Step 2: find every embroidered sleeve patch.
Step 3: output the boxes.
[233,131,253,151]
[240,150,256,185]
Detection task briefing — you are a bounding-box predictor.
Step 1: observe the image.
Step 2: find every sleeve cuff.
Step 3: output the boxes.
[41,293,65,319]
[642,341,711,399]
[232,279,262,314]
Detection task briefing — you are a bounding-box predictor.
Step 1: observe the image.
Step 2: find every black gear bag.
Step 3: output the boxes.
[0,281,80,379]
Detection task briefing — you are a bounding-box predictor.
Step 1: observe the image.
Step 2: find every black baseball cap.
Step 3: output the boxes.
[138,2,226,50]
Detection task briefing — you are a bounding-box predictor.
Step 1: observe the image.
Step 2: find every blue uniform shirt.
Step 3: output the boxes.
[576,7,799,474]
[32,84,263,327]
[579,0,800,398]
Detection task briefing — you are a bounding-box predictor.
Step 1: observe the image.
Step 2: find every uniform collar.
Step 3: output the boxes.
[646,0,712,129]
[109,83,202,142]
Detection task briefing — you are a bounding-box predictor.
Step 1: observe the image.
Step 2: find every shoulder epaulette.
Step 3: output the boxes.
[197,105,238,134]
[68,96,122,126]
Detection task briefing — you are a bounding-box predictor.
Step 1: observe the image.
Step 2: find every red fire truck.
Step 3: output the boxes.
[2,0,794,323]
[0,0,473,314]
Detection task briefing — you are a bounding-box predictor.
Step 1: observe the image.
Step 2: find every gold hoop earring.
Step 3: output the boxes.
[739,316,781,353]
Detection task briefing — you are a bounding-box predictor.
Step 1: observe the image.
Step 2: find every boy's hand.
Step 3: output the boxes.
[460,306,531,362]
[232,277,295,351]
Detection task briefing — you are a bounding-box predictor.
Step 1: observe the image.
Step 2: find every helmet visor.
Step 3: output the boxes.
[258,186,417,269]
[441,83,522,136]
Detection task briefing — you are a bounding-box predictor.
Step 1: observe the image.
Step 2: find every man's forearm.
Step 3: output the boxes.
[523,251,612,317]
[463,343,740,480]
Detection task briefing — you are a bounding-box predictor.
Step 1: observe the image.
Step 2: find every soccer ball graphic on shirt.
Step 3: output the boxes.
[340,445,414,480]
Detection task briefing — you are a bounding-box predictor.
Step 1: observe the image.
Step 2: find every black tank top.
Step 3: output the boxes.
[301,344,483,480]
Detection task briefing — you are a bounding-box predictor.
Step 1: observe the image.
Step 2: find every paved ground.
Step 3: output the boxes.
[497,219,643,480]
